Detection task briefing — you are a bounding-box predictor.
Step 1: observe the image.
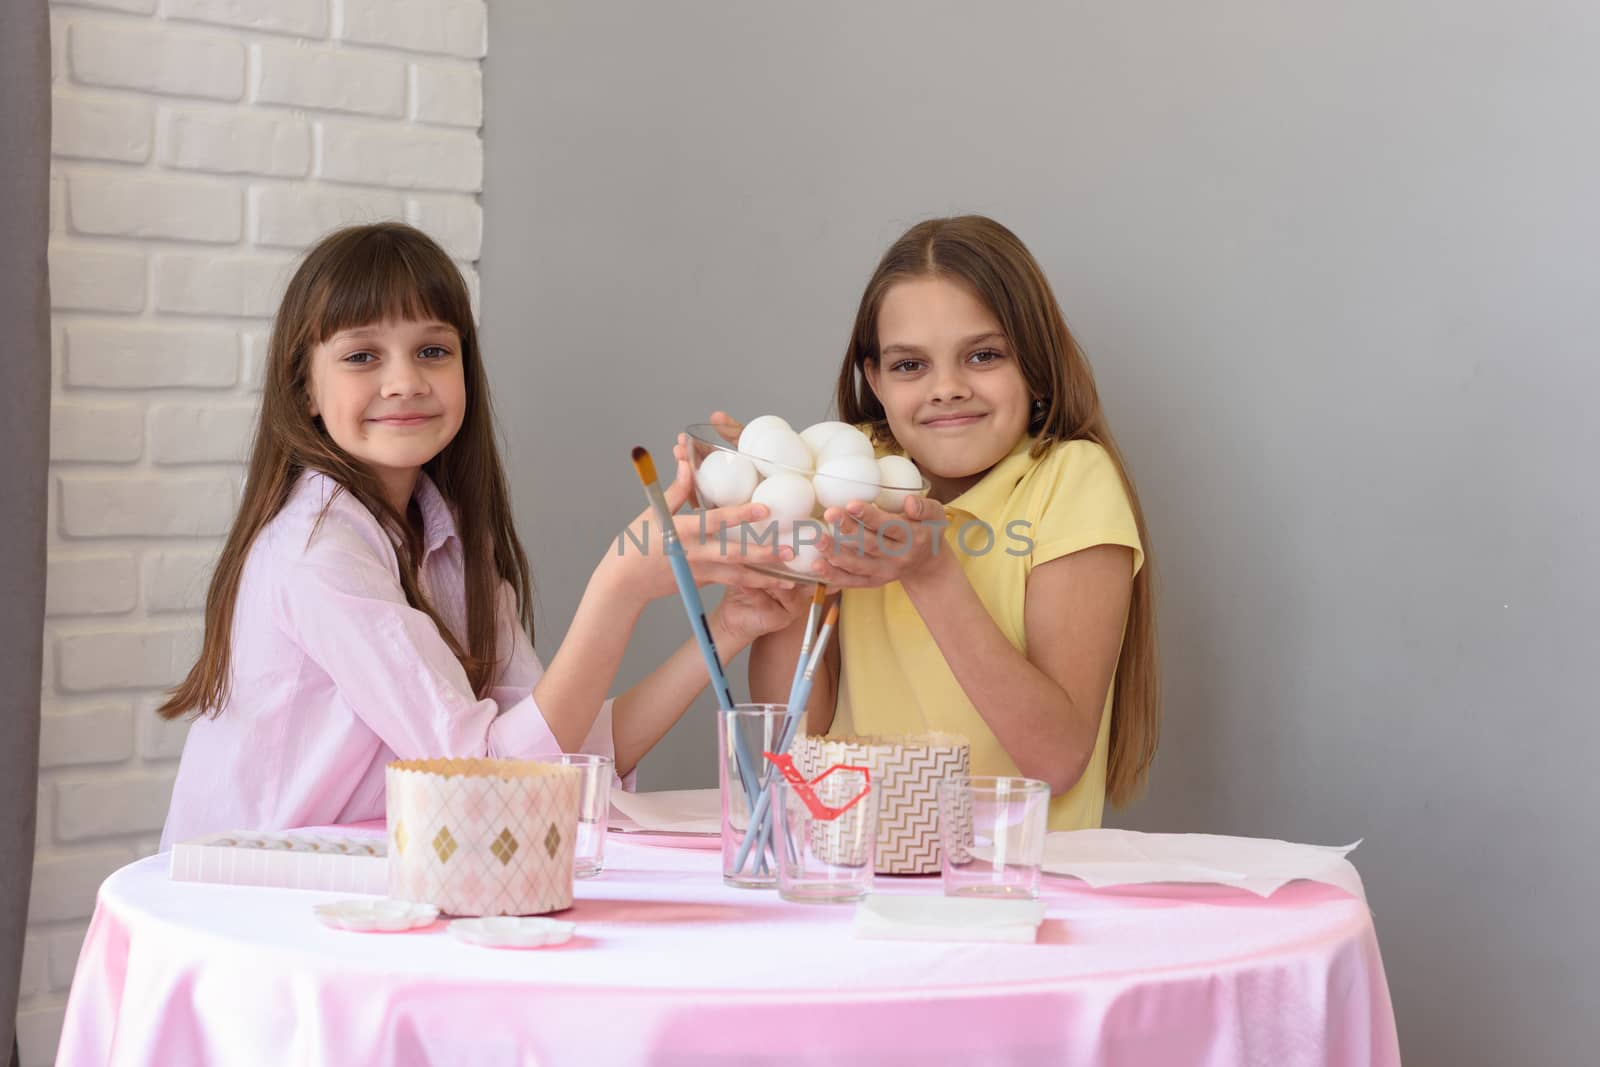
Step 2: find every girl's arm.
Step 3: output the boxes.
[898,543,1132,792]
[277,528,571,763]
[531,539,795,764]
[532,451,793,759]
[554,586,812,777]
[607,610,745,777]
[530,560,649,756]
[812,496,1131,793]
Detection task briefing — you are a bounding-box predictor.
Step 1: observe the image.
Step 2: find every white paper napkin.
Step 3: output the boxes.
[608,788,721,835]
[854,895,1048,944]
[1040,829,1365,900]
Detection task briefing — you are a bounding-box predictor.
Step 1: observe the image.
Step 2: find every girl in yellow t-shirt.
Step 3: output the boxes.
[730,215,1159,830]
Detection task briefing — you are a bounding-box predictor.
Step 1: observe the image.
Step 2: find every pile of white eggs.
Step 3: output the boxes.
[695,417,925,563]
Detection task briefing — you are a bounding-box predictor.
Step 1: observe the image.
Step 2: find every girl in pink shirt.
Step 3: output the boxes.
[158,223,807,848]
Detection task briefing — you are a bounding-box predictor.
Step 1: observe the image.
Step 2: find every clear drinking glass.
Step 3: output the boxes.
[718,704,787,889]
[937,776,1050,899]
[774,768,877,904]
[531,753,612,878]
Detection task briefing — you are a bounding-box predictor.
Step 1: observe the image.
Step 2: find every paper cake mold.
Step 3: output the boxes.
[386,759,581,916]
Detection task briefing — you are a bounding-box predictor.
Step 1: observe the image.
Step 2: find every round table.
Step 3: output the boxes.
[58,835,1400,1066]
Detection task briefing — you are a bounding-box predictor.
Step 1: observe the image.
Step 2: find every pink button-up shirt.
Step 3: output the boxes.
[160,470,625,849]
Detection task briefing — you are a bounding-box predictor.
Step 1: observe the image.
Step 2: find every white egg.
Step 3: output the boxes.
[783,542,824,576]
[799,421,854,458]
[769,517,826,559]
[738,416,812,476]
[875,454,924,513]
[813,455,884,510]
[751,472,815,522]
[814,426,876,466]
[740,413,794,437]
[695,450,758,508]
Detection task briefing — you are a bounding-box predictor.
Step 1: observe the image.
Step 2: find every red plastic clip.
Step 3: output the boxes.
[762,753,871,820]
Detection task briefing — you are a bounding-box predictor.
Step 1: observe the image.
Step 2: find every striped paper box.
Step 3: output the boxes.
[792,733,970,875]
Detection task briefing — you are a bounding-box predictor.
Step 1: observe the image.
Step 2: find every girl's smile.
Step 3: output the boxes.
[366,411,441,428]
[920,410,988,430]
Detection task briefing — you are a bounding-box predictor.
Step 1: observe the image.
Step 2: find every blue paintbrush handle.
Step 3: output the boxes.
[637,473,759,829]
[663,539,734,710]
[661,534,762,817]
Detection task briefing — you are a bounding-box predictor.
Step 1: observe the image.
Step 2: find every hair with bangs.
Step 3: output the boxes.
[834,215,1160,807]
[158,222,532,720]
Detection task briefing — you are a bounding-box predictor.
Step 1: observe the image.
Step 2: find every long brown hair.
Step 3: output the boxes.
[158,222,532,720]
[835,215,1159,806]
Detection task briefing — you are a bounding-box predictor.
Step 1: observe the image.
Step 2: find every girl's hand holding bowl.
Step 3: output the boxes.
[683,413,930,585]
[609,443,796,602]
[812,493,953,590]
[715,582,816,644]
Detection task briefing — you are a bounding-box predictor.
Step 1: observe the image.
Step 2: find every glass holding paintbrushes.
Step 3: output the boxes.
[718,704,786,887]
[726,595,837,882]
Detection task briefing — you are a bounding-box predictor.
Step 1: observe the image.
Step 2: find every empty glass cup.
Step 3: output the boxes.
[937,776,1050,899]
[531,753,612,878]
[774,766,877,903]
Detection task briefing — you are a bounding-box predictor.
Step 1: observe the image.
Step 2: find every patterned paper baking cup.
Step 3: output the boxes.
[386,759,581,917]
[791,734,970,874]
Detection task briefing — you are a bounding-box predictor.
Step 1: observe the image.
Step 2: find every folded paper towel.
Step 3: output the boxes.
[854,895,1047,944]
[609,788,720,835]
[1039,829,1364,900]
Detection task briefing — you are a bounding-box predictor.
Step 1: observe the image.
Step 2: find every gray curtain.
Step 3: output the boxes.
[0,0,50,1058]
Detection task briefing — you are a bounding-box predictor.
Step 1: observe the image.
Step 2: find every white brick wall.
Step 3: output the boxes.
[159,106,312,176]
[29,1,486,1062]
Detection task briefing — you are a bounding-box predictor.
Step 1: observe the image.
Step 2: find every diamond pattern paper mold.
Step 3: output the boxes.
[386,759,582,916]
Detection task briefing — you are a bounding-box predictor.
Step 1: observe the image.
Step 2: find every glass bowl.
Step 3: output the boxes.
[683,422,931,582]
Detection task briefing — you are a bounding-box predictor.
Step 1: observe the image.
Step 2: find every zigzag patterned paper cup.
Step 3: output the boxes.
[386,759,581,917]
[791,733,969,875]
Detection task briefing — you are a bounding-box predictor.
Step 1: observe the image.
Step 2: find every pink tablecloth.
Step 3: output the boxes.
[58,833,1400,1066]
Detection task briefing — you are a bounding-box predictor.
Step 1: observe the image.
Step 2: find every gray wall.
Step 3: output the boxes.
[2,2,49,1059]
[482,3,1597,1063]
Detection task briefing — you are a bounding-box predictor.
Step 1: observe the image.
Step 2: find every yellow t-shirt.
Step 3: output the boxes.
[832,434,1144,830]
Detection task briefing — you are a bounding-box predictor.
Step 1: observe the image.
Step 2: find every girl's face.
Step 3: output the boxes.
[864,276,1032,500]
[306,317,467,501]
